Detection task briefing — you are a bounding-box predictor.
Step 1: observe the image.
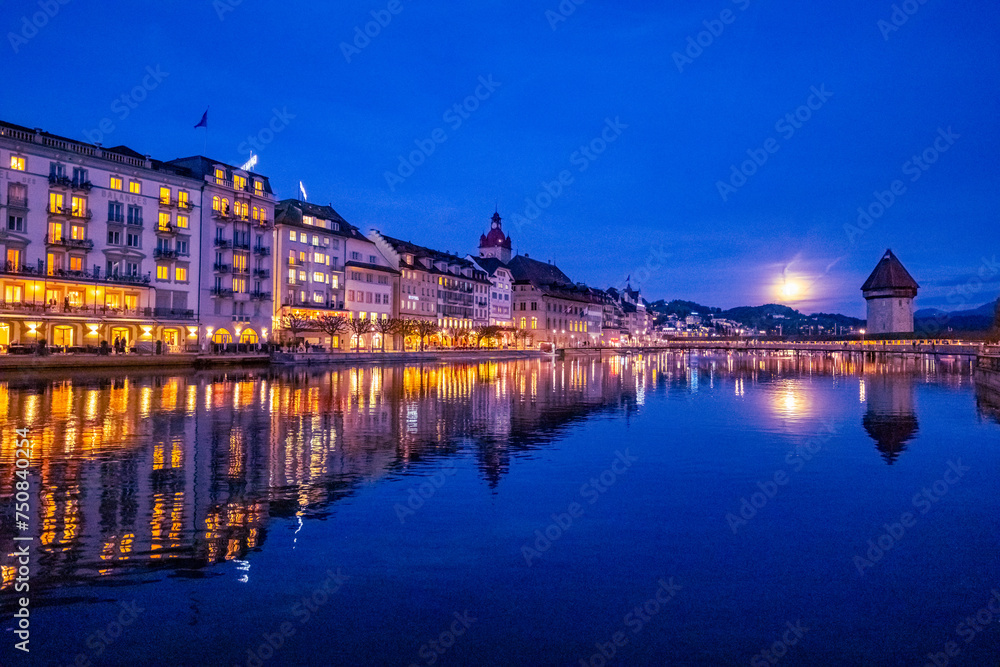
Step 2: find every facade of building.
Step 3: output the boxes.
[343,234,398,349]
[273,199,376,347]
[468,256,514,328]
[0,122,205,351]
[508,254,598,348]
[370,231,491,345]
[862,249,919,335]
[166,157,275,348]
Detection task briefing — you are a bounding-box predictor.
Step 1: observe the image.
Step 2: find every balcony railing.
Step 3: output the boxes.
[0,262,151,285]
[48,175,72,188]
[211,208,233,220]
[44,235,94,250]
[177,200,193,211]
[210,287,235,298]
[108,214,125,224]
[214,239,233,249]
[7,197,28,209]
[213,263,231,273]
[253,245,271,257]
[233,242,250,251]
[71,180,93,192]
[253,269,270,279]
[153,249,177,260]
[158,198,175,208]
[0,302,193,320]
[126,217,144,227]
[232,266,249,275]
[155,224,175,235]
[249,291,271,301]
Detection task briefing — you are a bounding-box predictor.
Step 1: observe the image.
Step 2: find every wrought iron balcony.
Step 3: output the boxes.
[249,291,271,301]
[233,242,251,251]
[154,248,177,260]
[71,180,93,192]
[253,245,271,257]
[213,263,231,273]
[108,214,125,224]
[214,238,233,249]
[67,208,92,220]
[210,287,235,298]
[48,174,72,187]
[44,235,94,250]
[155,224,176,235]
[253,269,271,279]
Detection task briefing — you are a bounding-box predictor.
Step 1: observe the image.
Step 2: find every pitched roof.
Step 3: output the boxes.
[507,254,573,286]
[274,199,369,242]
[862,249,920,292]
[471,256,510,277]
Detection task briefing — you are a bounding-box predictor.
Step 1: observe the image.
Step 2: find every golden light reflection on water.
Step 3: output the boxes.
[0,351,976,595]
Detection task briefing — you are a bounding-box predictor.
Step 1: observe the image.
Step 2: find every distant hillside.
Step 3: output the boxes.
[648,300,721,318]
[720,304,863,333]
[914,298,998,333]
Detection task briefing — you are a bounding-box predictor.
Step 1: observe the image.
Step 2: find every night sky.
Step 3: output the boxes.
[3,0,997,316]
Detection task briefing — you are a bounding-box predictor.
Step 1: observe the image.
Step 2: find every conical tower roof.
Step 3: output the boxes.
[862,249,919,292]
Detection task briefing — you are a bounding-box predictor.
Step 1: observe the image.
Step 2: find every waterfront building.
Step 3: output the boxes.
[370,231,490,345]
[273,199,384,348]
[0,121,204,351]
[508,254,598,348]
[165,157,275,348]
[343,230,398,349]
[862,249,919,335]
[468,255,514,328]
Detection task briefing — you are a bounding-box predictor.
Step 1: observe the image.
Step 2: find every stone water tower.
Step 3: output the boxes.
[862,249,919,335]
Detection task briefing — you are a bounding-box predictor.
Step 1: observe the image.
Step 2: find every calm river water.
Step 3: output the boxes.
[0,353,998,666]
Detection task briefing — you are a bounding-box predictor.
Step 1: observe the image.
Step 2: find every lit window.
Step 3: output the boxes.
[254,179,263,194]
[69,256,83,271]
[159,187,171,204]
[234,175,247,190]
[176,215,189,229]
[10,156,25,171]
[215,168,225,184]
[71,196,86,216]
[110,176,123,190]
[49,192,64,212]
[212,196,221,211]
[175,267,187,282]
[70,225,85,240]
[157,265,169,280]
[178,191,189,207]
[158,212,171,230]
[233,278,246,293]
[129,180,141,194]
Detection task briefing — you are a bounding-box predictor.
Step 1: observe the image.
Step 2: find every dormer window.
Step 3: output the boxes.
[233,174,247,190]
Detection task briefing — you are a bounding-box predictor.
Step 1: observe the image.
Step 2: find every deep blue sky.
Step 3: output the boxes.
[3,0,998,316]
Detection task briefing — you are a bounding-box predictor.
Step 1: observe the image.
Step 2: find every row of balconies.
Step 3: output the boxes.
[0,262,152,285]
[157,198,194,211]
[0,301,195,320]
[209,287,271,301]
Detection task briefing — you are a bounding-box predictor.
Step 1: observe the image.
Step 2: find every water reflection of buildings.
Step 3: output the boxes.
[0,357,657,597]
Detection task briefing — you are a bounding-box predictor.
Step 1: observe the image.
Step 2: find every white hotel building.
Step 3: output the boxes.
[0,121,203,350]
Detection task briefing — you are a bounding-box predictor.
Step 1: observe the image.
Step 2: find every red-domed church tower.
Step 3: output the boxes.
[479,211,512,263]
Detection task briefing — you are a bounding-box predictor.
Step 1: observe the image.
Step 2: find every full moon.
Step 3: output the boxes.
[781,280,803,299]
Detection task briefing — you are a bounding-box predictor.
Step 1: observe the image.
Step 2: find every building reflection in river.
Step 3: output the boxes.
[0,351,977,598]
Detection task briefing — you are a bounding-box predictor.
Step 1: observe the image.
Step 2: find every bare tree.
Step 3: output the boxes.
[409,319,438,352]
[472,325,501,348]
[345,316,374,352]
[513,327,530,350]
[371,317,402,353]
[315,314,348,351]
[279,313,315,347]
